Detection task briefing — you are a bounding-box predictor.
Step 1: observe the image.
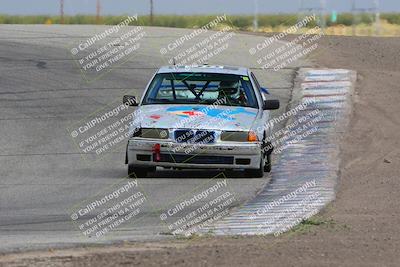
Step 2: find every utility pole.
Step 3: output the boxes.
[351,0,380,36]
[374,0,381,36]
[60,0,64,24]
[320,0,326,28]
[150,0,154,25]
[96,0,101,24]
[298,0,326,29]
[253,0,259,32]
[352,0,356,35]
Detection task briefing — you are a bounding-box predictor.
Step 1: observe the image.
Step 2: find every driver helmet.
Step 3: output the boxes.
[218,81,239,97]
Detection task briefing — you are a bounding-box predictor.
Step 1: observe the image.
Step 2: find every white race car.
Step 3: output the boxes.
[124,65,279,178]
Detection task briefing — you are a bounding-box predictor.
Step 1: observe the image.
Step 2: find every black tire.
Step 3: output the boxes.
[245,154,264,178]
[264,153,272,173]
[128,164,148,178]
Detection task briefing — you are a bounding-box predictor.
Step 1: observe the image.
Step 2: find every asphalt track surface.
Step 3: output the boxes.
[0,25,310,252]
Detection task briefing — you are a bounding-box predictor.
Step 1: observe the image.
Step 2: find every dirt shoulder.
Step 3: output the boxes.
[1,35,400,267]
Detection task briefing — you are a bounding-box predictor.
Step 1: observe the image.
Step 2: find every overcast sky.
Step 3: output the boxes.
[0,0,399,15]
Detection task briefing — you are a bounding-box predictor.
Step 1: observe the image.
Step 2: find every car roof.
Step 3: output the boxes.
[157,65,250,76]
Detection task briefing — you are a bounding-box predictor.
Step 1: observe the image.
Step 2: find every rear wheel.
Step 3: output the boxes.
[128,164,148,178]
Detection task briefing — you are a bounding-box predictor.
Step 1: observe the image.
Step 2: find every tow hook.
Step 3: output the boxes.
[153,143,161,162]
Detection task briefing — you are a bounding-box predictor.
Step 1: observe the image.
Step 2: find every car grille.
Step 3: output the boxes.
[156,153,233,164]
[174,130,215,144]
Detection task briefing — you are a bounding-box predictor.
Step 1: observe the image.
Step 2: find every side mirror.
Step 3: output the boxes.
[263,99,280,110]
[260,87,270,94]
[123,95,138,106]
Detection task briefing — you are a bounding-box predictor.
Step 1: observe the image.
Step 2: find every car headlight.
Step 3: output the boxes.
[137,128,169,139]
[220,131,258,142]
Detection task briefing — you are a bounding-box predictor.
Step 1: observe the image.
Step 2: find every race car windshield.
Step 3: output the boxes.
[142,72,259,108]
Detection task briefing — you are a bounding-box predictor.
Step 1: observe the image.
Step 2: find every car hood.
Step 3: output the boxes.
[136,104,259,131]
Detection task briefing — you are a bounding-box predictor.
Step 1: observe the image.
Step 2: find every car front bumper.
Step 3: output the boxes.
[127,138,263,169]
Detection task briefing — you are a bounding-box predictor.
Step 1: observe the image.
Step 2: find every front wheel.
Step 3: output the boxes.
[245,154,264,178]
[128,164,148,178]
[264,153,271,173]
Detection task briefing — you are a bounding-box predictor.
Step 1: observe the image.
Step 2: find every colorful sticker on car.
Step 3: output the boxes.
[166,106,256,121]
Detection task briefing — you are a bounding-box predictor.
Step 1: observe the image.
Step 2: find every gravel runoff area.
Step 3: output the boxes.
[0,34,399,266]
